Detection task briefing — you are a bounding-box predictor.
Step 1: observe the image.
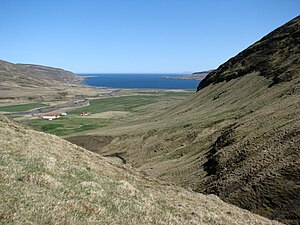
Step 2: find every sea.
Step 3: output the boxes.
[80,74,199,90]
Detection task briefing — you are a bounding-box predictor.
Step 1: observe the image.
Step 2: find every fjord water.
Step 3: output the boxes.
[81,74,199,90]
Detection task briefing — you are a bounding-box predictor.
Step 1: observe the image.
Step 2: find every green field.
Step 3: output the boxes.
[22,95,162,136]
[67,95,161,115]
[23,117,109,136]
[0,103,47,112]
[23,95,159,136]
[21,93,192,136]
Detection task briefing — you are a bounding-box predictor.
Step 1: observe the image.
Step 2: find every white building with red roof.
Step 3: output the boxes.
[41,114,61,120]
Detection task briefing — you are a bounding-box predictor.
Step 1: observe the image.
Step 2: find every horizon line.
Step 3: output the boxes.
[75,72,196,75]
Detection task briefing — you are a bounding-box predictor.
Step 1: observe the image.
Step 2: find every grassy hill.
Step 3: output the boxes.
[0,59,112,103]
[67,16,300,224]
[0,115,281,224]
[0,60,82,88]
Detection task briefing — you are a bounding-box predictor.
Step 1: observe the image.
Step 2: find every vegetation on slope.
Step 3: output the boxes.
[0,115,281,224]
[68,16,300,224]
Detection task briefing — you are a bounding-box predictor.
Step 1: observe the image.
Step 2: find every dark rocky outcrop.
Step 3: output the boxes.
[65,135,114,153]
[197,16,300,91]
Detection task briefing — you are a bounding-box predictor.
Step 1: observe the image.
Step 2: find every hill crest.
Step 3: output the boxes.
[0,60,82,88]
[197,15,300,91]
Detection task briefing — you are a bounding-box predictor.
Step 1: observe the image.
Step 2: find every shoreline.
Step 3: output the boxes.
[161,75,202,81]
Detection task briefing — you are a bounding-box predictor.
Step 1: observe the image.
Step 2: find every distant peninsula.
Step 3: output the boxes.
[161,70,214,81]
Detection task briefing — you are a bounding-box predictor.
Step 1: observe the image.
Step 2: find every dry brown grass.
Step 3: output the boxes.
[0,115,281,224]
[87,111,131,119]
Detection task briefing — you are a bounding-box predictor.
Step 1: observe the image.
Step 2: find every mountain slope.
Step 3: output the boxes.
[72,16,300,224]
[0,115,281,225]
[197,15,300,91]
[0,60,82,88]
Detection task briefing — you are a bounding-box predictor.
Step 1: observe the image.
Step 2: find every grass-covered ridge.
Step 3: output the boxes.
[0,115,281,224]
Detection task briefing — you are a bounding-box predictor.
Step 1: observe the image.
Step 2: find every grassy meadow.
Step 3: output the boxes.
[23,117,109,136]
[68,95,161,115]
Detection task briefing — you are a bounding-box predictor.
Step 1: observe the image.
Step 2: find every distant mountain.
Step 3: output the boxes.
[198,16,300,91]
[0,60,82,88]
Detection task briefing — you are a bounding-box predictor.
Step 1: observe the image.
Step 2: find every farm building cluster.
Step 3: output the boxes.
[41,112,89,120]
[41,113,66,120]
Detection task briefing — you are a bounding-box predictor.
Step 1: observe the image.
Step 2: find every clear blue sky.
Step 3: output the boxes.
[0,0,299,73]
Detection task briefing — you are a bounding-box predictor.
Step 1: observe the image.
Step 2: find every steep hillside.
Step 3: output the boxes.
[68,16,300,224]
[0,60,82,88]
[0,116,281,224]
[198,16,300,90]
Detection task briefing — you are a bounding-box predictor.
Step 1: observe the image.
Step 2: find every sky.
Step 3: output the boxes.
[0,0,299,73]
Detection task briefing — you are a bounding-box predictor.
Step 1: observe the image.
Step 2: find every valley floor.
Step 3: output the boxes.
[0,86,193,137]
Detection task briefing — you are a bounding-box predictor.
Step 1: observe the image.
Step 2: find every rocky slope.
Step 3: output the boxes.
[73,16,300,224]
[0,60,82,88]
[0,115,281,225]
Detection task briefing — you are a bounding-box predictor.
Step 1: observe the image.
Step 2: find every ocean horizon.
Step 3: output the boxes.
[79,73,199,90]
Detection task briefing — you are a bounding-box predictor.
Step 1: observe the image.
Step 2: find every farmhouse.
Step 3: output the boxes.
[41,114,60,120]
